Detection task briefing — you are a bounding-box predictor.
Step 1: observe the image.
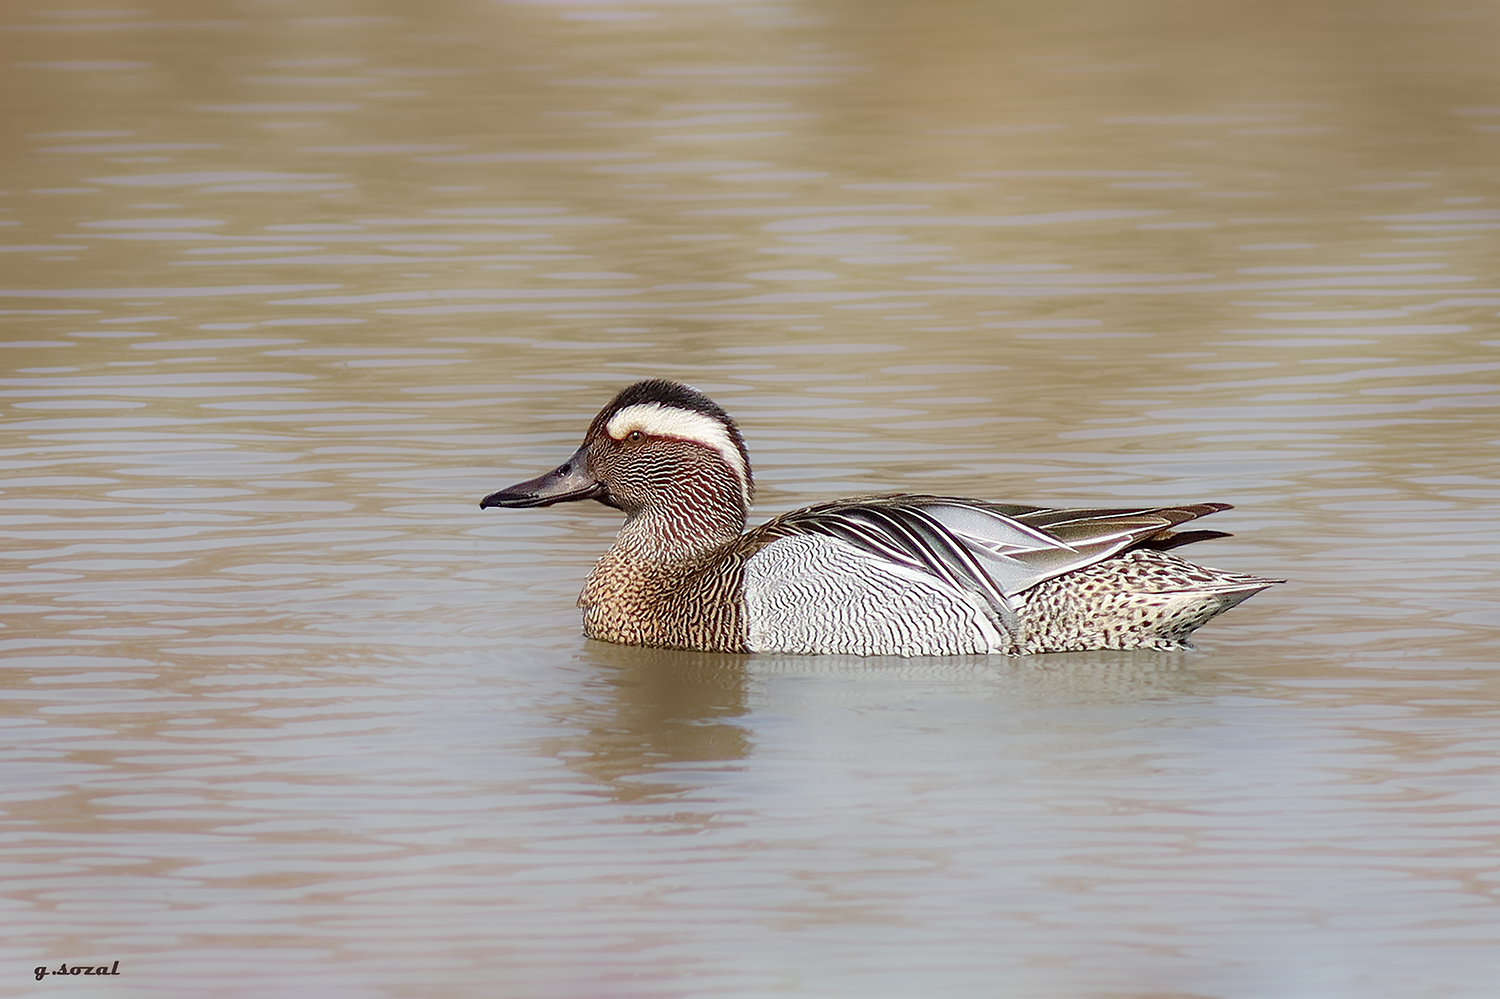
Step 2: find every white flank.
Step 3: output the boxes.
[606,402,751,505]
[744,535,1008,656]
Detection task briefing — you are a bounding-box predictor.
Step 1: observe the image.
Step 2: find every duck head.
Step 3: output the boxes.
[481,379,755,548]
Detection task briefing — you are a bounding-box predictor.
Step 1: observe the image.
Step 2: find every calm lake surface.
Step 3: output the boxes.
[4,0,1500,995]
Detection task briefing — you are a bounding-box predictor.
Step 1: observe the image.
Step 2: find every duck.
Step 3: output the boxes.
[480,379,1280,656]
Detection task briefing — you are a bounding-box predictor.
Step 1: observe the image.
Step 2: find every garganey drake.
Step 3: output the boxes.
[481,379,1280,656]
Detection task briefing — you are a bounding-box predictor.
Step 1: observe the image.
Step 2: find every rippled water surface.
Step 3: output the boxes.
[4,0,1500,995]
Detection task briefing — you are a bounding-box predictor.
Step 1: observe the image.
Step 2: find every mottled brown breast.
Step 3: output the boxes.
[578,537,769,653]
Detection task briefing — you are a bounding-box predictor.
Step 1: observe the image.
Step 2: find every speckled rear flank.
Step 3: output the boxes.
[1011,549,1279,654]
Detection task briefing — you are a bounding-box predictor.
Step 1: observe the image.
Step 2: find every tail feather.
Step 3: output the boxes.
[1139,529,1233,551]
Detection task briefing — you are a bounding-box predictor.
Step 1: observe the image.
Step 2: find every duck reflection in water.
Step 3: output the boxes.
[558,640,1223,807]
[555,643,752,803]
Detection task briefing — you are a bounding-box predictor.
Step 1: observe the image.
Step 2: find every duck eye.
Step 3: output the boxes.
[627,430,644,443]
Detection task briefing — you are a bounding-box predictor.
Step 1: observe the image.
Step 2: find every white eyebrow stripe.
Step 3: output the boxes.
[606,402,751,506]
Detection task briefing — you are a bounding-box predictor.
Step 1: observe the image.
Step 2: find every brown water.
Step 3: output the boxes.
[4,0,1500,995]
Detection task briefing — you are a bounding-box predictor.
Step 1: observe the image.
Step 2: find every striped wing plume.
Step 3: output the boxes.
[760,495,1234,620]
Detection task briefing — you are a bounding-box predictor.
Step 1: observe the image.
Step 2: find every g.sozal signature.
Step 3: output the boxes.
[35,961,120,980]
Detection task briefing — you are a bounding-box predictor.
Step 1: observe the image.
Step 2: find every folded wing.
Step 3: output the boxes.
[756,494,1234,626]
